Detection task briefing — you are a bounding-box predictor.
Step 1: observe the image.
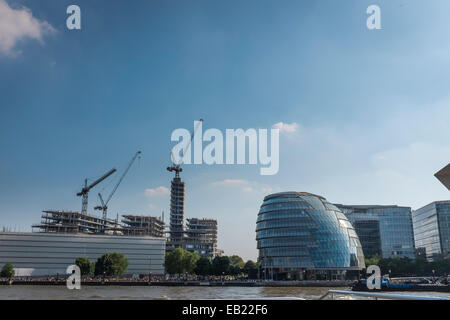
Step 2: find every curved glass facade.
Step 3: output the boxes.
[256,192,365,280]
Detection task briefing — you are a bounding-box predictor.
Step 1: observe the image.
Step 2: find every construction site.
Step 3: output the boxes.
[28,119,221,259]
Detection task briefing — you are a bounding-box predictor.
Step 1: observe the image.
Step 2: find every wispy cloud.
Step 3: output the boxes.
[211,179,273,194]
[0,0,56,57]
[144,186,170,197]
[211,179,248,187]
[272,122,300,142]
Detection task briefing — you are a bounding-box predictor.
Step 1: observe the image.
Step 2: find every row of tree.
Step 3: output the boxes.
[76,252,129,276]
[164,248,259,276]
[365,255,450,277]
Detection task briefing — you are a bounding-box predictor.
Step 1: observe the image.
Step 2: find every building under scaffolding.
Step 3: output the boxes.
[185,218,219,258]
[32,210,123,235]
[32,210,167,238]
[121,215,165,237]
[166,218,220,258]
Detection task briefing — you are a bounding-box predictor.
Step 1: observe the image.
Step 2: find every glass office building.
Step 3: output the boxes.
[256,192,365,280]
[412,201,450,261]
[335,205,416,259]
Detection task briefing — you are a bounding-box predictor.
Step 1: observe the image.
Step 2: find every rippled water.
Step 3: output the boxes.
[1,286,450,300]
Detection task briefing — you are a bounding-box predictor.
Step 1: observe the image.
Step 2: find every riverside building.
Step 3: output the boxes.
[256,192,365,280]
[412,201,450,261]
[335,204,416,259]
[0,232,165,276]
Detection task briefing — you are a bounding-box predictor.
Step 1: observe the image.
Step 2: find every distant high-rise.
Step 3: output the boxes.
[169,176,185,242]
[412,201,450,261]
[335,204,416,259]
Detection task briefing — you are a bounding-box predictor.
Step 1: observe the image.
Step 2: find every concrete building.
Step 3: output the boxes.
[166,218,219,258]
[121,215,165,238]
[0,232,165,276]
[335,204,416,259]
[185,218,218,258]
[412,201,450,261]
[32,210,122,234]
[169,176,185,242]
[165,173,221,258]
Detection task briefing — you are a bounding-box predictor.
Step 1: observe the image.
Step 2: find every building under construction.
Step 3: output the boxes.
[32,210,166,238]
[32,210,123,234]
[184,218,219,258]
[121,215,165,237]
[166,217,219,258]
[165,170,220,258]
[165,119,221,258]
[168,176,185,242]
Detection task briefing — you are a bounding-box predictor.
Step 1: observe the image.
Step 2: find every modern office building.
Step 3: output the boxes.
[121,215,165,237]
[0,232,165,276]
[256,192,365,280]
[335,204,416,259]
[412,201,450,261]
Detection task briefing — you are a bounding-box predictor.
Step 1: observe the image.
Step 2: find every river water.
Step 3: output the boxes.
[1,286,450,300]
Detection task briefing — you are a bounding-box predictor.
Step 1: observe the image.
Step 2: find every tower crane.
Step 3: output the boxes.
[167,119,203,178]
[95,151,142,220]
[76,168,117,215]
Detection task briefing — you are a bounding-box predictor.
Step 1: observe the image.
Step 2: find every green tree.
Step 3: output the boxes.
[165,248,185,274]
[194,257,212,276]
[0,262,14,278]
[229,255,245,268]
[228,264,242,276]
[365,254,380,267]
[95,252,129,276]
[75,257,94,276]
[182,251,200,274]
[243,260,257,274]
[211,256,230,275]
[165,248,200,275]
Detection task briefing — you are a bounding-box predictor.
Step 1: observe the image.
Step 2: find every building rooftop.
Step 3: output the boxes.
[263,191,326,201]
[334,204,411,210]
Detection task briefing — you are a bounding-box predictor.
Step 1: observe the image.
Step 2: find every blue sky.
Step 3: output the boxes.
[1,0,450,260]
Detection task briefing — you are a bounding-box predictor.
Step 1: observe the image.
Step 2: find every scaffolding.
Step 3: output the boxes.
[31,210,123,235]
[121,215,165,237]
